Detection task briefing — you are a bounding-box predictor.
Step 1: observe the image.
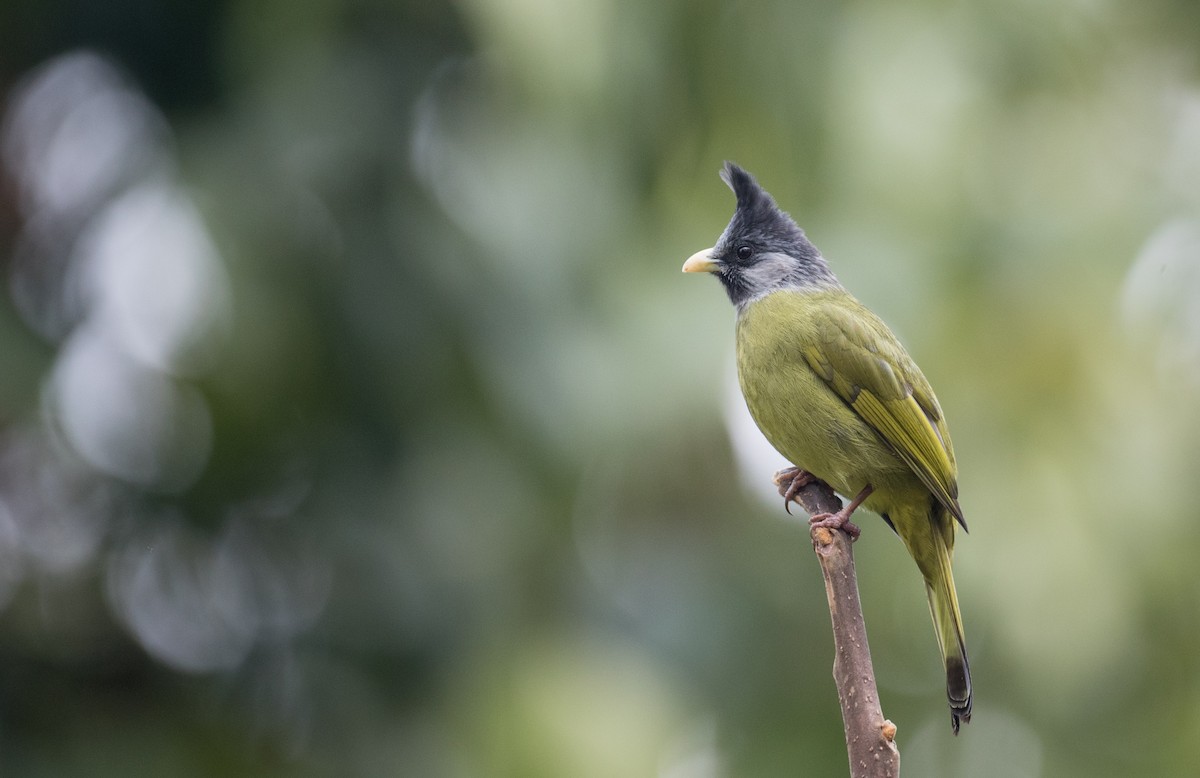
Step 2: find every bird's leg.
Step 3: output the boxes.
[809,484,874,540]
[773,467,818,515]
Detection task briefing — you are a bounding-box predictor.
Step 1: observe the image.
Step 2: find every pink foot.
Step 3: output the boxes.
[773,467,817,515]
[809,508,861,539]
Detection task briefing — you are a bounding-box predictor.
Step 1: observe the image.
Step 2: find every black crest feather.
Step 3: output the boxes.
[720,162,768,211]
[717,161,806,248]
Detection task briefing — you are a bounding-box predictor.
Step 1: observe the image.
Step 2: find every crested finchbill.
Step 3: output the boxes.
[684,162,972,733]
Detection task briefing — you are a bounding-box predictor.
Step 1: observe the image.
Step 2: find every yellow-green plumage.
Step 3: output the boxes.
[683,162,971,732]
[736,290,958,525]
[736,290,971,730]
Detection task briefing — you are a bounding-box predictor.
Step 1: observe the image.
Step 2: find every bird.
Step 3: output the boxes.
[682,162,971,733]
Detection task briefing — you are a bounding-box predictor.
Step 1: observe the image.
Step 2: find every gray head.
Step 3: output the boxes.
[682,162,839,308]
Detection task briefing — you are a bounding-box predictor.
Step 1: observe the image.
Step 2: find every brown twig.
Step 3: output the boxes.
[778,474,901,778]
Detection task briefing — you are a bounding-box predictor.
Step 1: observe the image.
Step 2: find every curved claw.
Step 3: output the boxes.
[773,467,816,514]
[809,510,862,539]
[808,483,874,540]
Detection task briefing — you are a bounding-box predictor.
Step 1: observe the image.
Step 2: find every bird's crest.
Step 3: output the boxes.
[718,161,807,249]
[720,162,769,212]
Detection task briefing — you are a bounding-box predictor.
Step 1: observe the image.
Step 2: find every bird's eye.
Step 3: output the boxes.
[736,245,753,261]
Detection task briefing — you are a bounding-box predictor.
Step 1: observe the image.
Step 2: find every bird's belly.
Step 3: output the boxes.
[737,351,916,502]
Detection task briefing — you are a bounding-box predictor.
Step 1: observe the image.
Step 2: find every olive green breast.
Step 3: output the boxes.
[734,289,926,511]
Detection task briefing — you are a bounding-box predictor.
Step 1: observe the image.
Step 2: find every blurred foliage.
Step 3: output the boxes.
[1,0,1200,776]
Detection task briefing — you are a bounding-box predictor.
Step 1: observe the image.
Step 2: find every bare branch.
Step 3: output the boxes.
[781,476,900,778]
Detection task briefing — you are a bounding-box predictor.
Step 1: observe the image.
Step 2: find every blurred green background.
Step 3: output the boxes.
[1,0,1199,775]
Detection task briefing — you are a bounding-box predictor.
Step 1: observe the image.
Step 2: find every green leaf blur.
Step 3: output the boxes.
[1,0,1199,775]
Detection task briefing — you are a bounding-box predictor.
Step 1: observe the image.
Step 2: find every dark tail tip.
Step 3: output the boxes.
[946,655,972,735]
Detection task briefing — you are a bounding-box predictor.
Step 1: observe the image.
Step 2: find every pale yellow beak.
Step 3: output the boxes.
[682,248,719,273]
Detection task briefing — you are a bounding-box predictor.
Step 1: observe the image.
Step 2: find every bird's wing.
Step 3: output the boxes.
[801,300,965,529]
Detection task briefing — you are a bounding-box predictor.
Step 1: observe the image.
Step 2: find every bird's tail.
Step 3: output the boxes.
[921,514,972,734]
